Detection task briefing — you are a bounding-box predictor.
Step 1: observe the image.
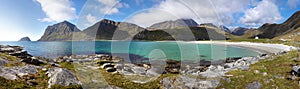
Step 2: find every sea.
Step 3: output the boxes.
[0,41,260,61]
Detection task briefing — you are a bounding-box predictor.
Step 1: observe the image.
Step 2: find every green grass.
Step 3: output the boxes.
[0,77,31,89]
[99,69,176,89]
[0,53,25,67]
[59,62,76,72]
[217,50,300,88]
[0,53,19,61]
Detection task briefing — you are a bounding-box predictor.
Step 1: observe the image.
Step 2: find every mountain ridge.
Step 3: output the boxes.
[38,10,300,42]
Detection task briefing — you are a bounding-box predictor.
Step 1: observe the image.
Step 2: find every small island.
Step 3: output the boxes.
[18,37,31,41]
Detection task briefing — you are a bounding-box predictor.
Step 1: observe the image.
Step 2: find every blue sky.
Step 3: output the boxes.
[0,0,299,41]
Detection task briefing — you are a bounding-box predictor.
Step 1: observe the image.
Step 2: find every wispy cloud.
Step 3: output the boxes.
[240,0,282,26]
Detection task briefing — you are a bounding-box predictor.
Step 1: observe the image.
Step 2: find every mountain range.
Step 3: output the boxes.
[37,10,300,41]
[37,19,226,41]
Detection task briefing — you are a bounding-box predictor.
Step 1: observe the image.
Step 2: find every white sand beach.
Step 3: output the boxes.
[191,41,297,54]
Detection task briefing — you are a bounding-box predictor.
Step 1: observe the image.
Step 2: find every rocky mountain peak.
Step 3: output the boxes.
[38,21,80,41]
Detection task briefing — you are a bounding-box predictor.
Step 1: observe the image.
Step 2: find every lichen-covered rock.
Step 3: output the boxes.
[160,75,220,89]
[0,65,40,80]
[46,68,81,88]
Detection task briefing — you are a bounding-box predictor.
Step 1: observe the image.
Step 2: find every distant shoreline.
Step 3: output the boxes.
[191,41,297,54]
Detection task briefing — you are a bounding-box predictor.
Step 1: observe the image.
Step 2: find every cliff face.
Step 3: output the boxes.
[38,21,80,41]
[19,37,31,41]
[82,19,145,40]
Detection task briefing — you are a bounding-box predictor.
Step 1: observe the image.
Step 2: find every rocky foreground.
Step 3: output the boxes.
[0,44,297,89]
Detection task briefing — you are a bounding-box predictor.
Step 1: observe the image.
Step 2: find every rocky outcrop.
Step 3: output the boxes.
[46,68,81,88]
[19,37,31,41]
[0,65,40,80]
[0,45,46,66]
[160,75,220,89]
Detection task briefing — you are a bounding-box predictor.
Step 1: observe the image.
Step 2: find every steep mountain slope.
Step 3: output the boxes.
[147,19,198,30]
[82,19,145,40]
[254,11,300,39]
[38,21,81,41]
[134,26,227,41]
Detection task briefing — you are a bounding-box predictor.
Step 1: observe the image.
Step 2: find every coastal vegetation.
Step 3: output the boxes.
[218,50,300,88]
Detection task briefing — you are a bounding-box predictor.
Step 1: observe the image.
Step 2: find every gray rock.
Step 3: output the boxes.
[49,62,61,67]
[16,65,40,77]
[0,58,8,66]
[160,75,220,89]
[0,67,19,80]
[0,65,39,80]
[0,47,15,52]
[246,81,262,89]
[21,58,46,66]
[106,67,117,72]
[291,66,300,76]
[46,68,81,88]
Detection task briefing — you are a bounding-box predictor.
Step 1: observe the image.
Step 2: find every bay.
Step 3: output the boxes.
[0,41,260,61]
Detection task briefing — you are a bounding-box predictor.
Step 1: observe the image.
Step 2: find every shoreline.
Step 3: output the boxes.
[191,41,297,54]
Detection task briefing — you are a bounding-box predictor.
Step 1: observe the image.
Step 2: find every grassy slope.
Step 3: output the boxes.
[218,50,300,88]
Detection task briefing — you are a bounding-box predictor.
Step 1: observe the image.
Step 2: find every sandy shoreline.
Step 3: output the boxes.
[191,41,297,54]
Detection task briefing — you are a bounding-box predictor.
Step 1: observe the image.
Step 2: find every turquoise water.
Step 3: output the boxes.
[0,41,260,61]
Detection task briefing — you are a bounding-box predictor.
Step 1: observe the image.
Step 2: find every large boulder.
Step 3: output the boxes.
[291,66,300,77]
[0,65,40,80]
[46,68,81,88]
